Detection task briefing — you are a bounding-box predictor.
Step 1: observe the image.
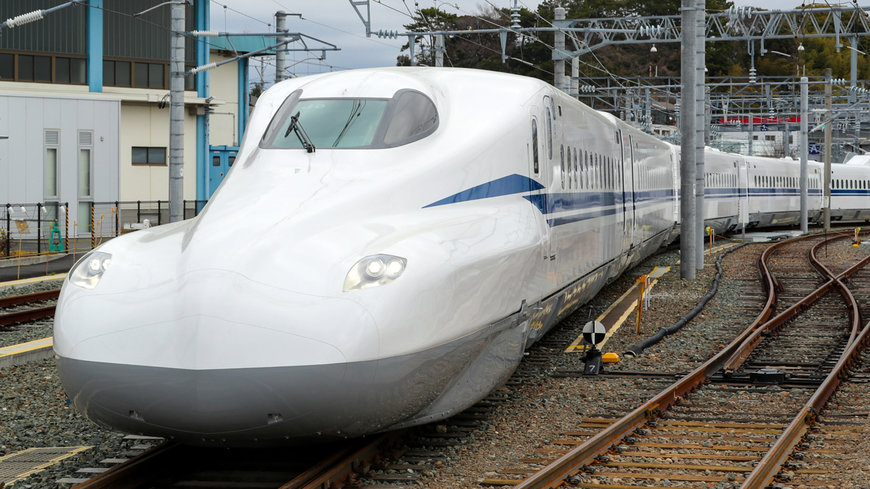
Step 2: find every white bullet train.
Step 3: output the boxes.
[53,67,870,445]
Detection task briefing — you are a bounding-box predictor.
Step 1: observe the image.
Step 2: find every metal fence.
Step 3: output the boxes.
[1,200,207,258]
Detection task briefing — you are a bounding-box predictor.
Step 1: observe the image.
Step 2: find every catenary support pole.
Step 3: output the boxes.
[824,67,832,232]
[554,7,566,92]
[169,1,185,223]
[275,11,288,83]
[748,109,753,156]
[680,0,697,279]
[694,0,705,270]
[800,76,809,234]
[571,57,579,97]
[435,34,444,67]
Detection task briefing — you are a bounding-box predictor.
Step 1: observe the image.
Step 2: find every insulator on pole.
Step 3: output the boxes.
[5,10,45,28]
[190,62,217,74]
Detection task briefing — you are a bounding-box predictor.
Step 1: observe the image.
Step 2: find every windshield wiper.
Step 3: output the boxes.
[284,111,316,153]
[332,100,362,147]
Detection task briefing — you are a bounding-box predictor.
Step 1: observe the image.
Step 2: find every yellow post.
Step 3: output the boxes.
[635,274,648,333]
[16,236,22,280]
[90,205,95,249]
[706,226,714,251]
[855,227,861,247]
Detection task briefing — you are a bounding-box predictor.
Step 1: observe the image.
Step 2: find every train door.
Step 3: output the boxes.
[618,129,631,251]
[542,95,561,287]
[736,157,749,229]
[530,103,554,291]
[622,133,639,249]
[812,167,823,217]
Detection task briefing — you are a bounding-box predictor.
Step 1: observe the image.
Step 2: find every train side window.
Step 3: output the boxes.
[584,151,589,189]
[531,119,539,174]
[560,144,566,189]
[573,149,579,189]
[566,147,572,189]
[610,158,615,189]
[597,154,601,190]
[546,108,553,160]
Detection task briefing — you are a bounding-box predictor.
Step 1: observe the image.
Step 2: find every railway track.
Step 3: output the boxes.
[60,234,870,489]
[0,289,59,329]
[495,232,870,489]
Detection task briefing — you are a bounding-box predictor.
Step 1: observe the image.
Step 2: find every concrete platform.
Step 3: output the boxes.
[0,337,54,368]
[0,253,76,283]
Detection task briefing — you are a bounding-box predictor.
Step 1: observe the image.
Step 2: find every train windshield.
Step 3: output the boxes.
[260,89,438,150]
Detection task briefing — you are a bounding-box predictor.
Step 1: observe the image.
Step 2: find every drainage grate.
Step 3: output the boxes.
[0,446,91,484]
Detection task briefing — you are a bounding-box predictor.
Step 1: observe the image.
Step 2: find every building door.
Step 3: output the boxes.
[208,145,238,198]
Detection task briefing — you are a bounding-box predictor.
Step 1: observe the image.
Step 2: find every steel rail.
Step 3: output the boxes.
[720,232,854,372]
[72,442,183,489]
[281,432,398,489]
[0,305,57,327]
[0,289,60,308]
[741,268,870,488]
[513,233,857,489]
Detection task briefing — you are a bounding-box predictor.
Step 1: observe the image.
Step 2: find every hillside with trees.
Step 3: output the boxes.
[396,1,870,84]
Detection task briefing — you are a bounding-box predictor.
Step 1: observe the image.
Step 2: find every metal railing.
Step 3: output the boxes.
[2,200,207,258]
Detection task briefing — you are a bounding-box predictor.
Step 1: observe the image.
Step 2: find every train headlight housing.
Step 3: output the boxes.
[343,254,407,291]
[70,251,113,289]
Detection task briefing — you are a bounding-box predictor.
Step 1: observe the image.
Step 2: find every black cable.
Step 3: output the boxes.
[623,243,748,357]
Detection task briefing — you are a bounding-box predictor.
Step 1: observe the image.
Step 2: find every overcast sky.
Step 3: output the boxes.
[210,0,823,85]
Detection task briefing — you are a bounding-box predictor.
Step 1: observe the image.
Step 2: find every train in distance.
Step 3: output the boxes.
[52,67,870,446]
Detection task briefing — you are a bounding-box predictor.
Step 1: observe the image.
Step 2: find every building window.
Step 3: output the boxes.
[0,52,87,84]
[19,54,52,82]
[44,130,60,199]
[78,131,93,198]
[0,53,12,80]
[132,146,167,165]
[104,60,132,87]
[134,62,166,89]
[55,57,87,84]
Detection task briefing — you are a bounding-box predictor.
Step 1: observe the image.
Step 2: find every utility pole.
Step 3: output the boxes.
[800,76,809,234]
[275,11,288,83]
[694,0,705,270]
[680,0,697,279]
[169,1,185,223]
[824,68,832,232]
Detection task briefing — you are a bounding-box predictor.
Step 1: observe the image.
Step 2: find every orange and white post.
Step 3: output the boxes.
[635,273,649,333]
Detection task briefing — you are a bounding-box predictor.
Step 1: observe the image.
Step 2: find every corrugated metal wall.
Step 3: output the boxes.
[0,0,86,55]
[104,0,195,63]
[0,1,195,63]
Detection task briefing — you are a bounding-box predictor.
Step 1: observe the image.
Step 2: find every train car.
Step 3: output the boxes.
[831,157,870,222]
[52,67,869,446]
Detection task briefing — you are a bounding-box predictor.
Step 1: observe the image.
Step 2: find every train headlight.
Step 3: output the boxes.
[343,254,407,291]
[69,251,112,289]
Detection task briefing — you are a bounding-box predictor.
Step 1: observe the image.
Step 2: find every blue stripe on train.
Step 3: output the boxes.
[423,174,545,208]
[424,174,842,227]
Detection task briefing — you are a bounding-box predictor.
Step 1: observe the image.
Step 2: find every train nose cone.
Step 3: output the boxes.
[54,269,417,444]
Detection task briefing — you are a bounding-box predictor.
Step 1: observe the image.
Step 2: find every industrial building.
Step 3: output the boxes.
[0,0,263,232]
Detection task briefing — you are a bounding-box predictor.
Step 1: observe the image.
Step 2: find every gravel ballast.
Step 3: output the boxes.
[3,237,870,488]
